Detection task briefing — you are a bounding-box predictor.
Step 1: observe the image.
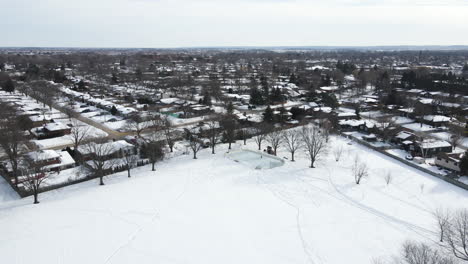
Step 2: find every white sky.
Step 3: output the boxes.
[1,0,467,48]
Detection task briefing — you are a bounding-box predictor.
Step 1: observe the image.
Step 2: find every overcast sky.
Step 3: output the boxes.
[1,0,467,48]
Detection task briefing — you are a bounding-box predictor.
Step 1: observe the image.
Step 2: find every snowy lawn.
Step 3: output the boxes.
[0,177,19,203]
[1,136,468,264]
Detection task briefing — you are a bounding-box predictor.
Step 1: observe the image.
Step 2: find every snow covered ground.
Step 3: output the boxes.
[0,177,19,202]
[1,136,468,264]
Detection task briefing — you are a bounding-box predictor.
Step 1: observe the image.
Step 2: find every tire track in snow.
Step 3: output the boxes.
[253,170,324,264]
[103,171,193,264]
[324,166,437,241]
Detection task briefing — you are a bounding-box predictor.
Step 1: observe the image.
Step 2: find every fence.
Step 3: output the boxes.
[341,132,468,191]
[2,160,151,198]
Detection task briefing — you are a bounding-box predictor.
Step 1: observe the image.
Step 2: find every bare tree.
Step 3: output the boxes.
[434,207,451,243]
[352,156,368,184]
[447,124,464,151]
[206,119,220,154]
[384,171,392,186]
[301,125,327,168]
[318,119,333,143]
[161,116,176,152]
[266,129,283,156]
[141,139,165,171]
[283,129,302,161]
[444,209,468,261]
[220,116,237,150]
[0,108,24,185]
[397,241,456,264]
[377,115,396,142]
[123,151,138,178]
[239,127,248,145]
[82,140,119,185]
[253,123,271,151]
[31,81,59,110]
[333,145,344,162]
[125,113,149,138]
[70,119,91,150]
[20,156,50,204]
[189,135,203,159]
[63,106,78,121]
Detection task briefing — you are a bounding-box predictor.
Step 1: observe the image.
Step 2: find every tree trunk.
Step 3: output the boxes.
[212,146,215,154]
[170,144,173,153]
[243,138,246,145]
[33,192,39,204]
[99,174,104,185]
[310,159,315,168]
[258,143,261,150]
[193,152,197,159]
[152,162,155,171]
[228,142,232,150]
[127,169,131,178]
[291,152,295,162]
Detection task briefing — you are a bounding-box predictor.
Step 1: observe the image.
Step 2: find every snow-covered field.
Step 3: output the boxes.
[1,136,468,264]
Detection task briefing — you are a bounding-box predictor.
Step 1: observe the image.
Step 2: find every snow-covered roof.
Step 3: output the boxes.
[160,98,183,105]
[43,151,76,170]
[78,140,134,155]
[27,150,60,162]
[337,112,357,117]
[395,131,414,140]
[418,140,451,149]
[423,115,451,123]
[43,122,70,132]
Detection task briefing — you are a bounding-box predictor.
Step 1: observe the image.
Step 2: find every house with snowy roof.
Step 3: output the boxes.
[435,152,463,173]
[413,140,452,158]
[76,140,135,161]
[31,122,71,139]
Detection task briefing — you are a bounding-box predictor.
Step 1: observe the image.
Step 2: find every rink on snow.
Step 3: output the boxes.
[1,135,468,264]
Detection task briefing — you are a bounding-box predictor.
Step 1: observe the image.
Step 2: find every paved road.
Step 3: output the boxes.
[52,103,124,139]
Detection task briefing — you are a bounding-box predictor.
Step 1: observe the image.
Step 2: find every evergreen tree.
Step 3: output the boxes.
[111,73,118,84]
[306,86,318,102]
[260,75,269,103]
[202,92,212,106]
[78,80,86,90]
[270,87,284,103]
[460,152,468,176]
[135,68,143,81]
[249,87,264,105]
[263,106,274,123]
[321,93,339,109]
[110,105,118,115]
[463,64,468,72]
[2,78,14,93]
[354,105,361,119]
[289,73,297,84]
[226,102,234,115]
[119,58,126,66]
